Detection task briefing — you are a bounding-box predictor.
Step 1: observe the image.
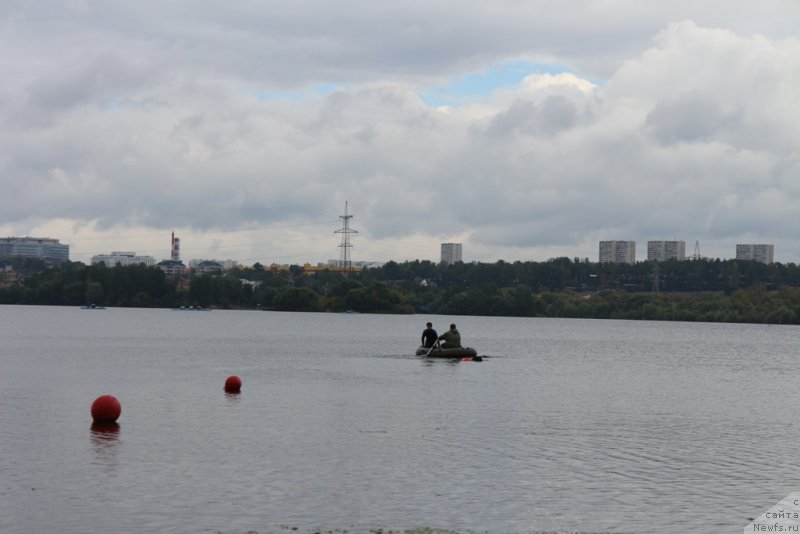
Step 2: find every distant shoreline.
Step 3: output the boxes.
[2,259,798,325]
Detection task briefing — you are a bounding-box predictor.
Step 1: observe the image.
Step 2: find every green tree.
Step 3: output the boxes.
[273,287,320,311]
[85,282,104,304]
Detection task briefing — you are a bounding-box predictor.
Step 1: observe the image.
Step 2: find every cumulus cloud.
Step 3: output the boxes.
[645,91,741,144]
[0,3,798,263]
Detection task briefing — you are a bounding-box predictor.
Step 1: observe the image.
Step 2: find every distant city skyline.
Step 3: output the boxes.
[2,233,788,267]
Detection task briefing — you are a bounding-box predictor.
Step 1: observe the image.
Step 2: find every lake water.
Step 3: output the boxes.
[1,305,799,533]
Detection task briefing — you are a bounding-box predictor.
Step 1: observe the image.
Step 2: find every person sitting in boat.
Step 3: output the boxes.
[421,322,438,348]
[437,323,462,348]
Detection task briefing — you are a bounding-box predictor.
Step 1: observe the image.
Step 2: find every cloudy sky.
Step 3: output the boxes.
[1,1,798,265]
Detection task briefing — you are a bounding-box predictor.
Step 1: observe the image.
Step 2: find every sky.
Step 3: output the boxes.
[1,1,798,265]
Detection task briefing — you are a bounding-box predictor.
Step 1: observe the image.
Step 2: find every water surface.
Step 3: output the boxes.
[1,305,798,533]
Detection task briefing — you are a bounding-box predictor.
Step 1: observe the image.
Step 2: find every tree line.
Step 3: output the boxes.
[2,257,800,324]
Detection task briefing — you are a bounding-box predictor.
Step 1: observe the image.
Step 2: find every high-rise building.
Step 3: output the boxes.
[440,243,463,265]
[0,237,69,262]
[736,244,774,264]
[647,241,686,261]
[599,241,635,264]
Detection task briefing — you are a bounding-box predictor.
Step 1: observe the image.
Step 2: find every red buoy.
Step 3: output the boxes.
[91,395,122,423]
[224,375,242,393]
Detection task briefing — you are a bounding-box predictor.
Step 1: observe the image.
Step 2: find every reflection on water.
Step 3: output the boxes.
[90,422,120,442]
[90,423,120,471]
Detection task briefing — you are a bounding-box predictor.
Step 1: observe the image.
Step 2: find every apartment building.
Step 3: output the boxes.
[647,241,686,261]
[441,243,463,265]
[736,244,774,264]
[599,241,636,264]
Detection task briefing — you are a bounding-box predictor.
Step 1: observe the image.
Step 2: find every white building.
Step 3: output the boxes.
[91,251,156,267]
[440,243,463,265]
[599,241,636,264]
[188,259,238,271]
[0,237,69,262]
[736,244,774,264]
[647,241,686,262]
[193,260,224,275]
[156,259,186,277]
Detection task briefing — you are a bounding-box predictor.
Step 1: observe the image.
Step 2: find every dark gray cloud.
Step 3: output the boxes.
[645,91,741,144]
[483,94,583,139]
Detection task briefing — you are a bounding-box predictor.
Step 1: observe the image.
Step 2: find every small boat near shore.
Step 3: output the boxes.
[171,306,211,311]
[416,346,481,361]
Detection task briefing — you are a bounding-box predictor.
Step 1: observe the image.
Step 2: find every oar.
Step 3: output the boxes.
[425,340,440,356]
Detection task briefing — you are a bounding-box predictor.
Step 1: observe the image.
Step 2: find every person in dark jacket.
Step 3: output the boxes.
[421,322,438,348]
[437,324,462,348]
